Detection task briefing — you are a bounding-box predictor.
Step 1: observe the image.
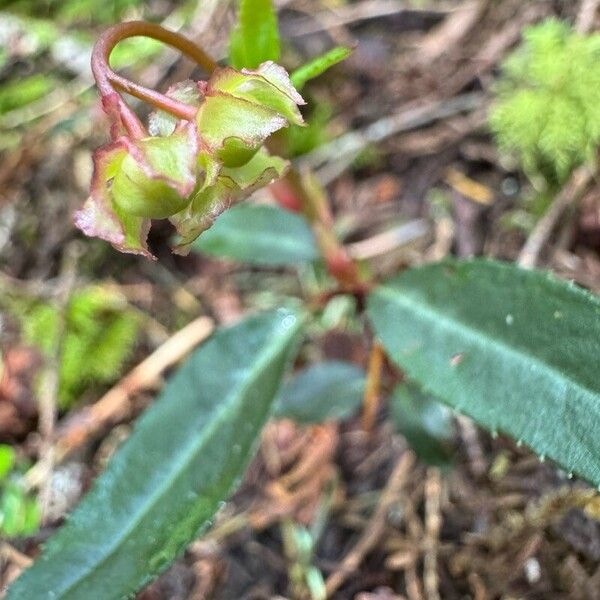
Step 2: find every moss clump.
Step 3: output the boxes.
[490,19,600,186]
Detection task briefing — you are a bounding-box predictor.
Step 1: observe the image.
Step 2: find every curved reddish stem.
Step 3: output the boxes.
[92,21,219,129]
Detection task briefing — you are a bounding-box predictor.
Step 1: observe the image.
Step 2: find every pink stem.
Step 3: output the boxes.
[91,21,219,130]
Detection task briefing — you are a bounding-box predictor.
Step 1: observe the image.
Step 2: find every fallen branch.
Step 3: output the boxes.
[346,219,430,261]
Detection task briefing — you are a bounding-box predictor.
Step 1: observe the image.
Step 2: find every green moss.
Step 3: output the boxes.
[0,445,40,538]
[490,19,600,185]
[19,286,139,409]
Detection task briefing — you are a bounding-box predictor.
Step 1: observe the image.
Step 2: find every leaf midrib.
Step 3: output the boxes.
[54,320,296,599]
[375,284,597,409]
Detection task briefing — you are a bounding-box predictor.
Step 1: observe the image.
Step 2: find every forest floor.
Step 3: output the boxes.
[2,0,600,598]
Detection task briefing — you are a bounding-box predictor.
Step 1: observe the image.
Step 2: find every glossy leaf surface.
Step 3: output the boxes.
[368,258,600,485]
[6,310,303,600]
[273,361,365,423]
[193,203,318,266]
[391,383,454,467]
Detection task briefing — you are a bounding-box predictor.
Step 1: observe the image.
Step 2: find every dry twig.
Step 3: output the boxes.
[362,342,385,432]
[417,1,487,63]
[57,315,214,455]
[576,0,600,33]
[284,0,455,38]
[423,469,442,600]
[0,543,33,570]
[346,220,430,261]
[302,92,485,171]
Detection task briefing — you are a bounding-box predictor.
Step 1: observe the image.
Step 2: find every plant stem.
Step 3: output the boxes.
[91,21,218,127]
[518,165,593,268]
[273,168,364,289]
[362,341,385,431]
[92,22,363,288]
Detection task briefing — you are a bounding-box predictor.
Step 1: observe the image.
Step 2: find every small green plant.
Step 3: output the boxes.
[490,19,600,186]
[6,4,600,599]
[0,445,40,538]
[10,285,139,408]
[282,518,328,600]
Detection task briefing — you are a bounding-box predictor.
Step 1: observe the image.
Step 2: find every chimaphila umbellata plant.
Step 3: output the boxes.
[6,6,600,600]
[74,21,304,257]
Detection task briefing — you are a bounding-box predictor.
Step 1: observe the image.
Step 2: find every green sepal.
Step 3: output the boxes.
[75,62,303,258]
[74,124,199,257]
[111,130,198,219]
[197,63,304,168]
[171,149,288,254]
[221,147,288,189]
[74,142,152,258]
[209,63,304,126]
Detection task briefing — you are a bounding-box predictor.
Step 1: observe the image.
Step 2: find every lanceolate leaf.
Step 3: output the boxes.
[6,310,304,600]
[367,259,600,486]
[290,46,353,91]
[229,0,280,69]
[193,203,318,266]
[273,361,366,423]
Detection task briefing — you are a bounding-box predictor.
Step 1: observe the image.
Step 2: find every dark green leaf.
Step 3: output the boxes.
[193,203,318,266]
[6,310,304,600]
[273,361,365,423]
[391,383,454,467]
[290,46,352,91]
[367,258,600,486]
[229,0,280,69]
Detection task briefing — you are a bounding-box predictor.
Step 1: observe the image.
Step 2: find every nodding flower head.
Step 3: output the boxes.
[74,22,304,259]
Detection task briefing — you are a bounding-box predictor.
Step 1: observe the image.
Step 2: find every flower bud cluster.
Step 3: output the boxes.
[75,62,304,258]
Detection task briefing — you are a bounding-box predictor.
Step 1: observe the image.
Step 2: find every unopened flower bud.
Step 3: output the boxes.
[75,58,305,258]
[111,132,198,219]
